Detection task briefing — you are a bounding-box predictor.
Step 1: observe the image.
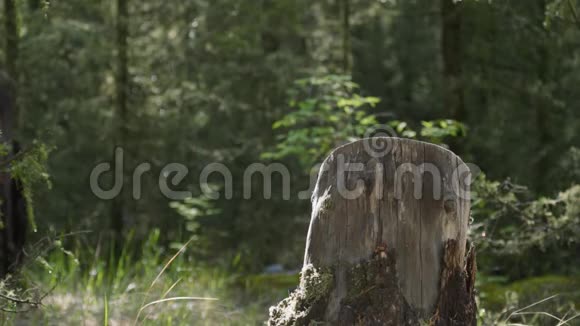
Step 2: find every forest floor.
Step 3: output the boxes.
[2,232,578,325]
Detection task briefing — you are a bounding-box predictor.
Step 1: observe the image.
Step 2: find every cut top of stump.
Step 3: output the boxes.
[303,137,471,319]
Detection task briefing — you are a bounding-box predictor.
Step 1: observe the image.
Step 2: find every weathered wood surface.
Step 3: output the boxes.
[269,137,475,325]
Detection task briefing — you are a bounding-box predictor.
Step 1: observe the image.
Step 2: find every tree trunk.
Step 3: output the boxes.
[0,75,27,276]
[3,0,18,131]
[533,0,553,194]
[269,138,476,325]
[441,0,465,153]
[0,0,27,276]
[341,0,351,74]
[111,0,129,248]
[4,0,18,79]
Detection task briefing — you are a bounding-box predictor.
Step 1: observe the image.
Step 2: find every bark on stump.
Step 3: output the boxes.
[269,138,476,325]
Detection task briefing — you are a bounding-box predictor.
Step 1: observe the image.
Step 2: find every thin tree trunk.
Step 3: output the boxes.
[183,3,196,82]
[341,0,351,74]
[0,0,26,276]
[4,0,17,79]
[441,0,465,152]
[441,0,464,120]
[4,0,18,131]
[534,0,552,194]
[111,0,129,248]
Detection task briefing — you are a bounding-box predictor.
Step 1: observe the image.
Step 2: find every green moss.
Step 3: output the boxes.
[343,254,393,304]
[345,262,369,300]
[338,252,421,325]
[301,264,333,304]
[268,264,334,326]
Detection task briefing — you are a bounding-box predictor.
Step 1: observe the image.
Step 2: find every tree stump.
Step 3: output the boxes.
[269,138,476,325]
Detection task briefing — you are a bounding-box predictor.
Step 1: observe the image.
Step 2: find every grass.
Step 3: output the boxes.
[477,274,580,325]
[0,229,290,325]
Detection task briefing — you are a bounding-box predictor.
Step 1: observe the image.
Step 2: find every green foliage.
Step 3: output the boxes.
[263,75,379,167]
[0,141,51,232]
[170,196,220,235]
[389,119,467,145]
[472,176,580,278]
[419,119,466,144]
[169,195,222,257]
[545,0,580,27]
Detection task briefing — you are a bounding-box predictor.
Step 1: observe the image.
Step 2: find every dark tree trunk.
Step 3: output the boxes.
[4,0,19,130]
[111,0,129,250]
[0,76,26,276]
[0,0,27,276]
[441,0,465,153]
[533,0,553,194]
[4,0,18,80]
[341,0,351,74]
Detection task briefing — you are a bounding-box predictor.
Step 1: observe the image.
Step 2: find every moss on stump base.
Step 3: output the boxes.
[268,240,477,326]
